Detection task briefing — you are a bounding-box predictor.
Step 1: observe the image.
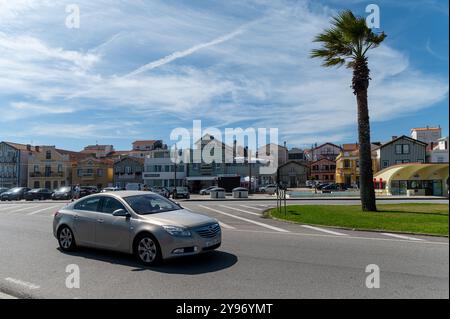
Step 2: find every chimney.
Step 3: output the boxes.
[26,144,31,151]
[35,146,40,152]
[392,136,398,141]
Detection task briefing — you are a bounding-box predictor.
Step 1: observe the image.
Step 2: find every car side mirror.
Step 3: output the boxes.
[112,209,130,217]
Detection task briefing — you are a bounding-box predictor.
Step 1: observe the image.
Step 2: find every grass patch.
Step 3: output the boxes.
[268,203,449,236]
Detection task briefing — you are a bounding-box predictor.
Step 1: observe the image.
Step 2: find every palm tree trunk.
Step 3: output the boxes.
[353,58,377,211]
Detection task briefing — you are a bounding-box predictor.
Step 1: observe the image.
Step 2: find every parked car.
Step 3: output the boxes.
[321,184,347,193]
[101,187,121,193]
[199,186,217,195]
[305,180,315,188]
[150,187,170,198]
[24,188,53,201]
[53,191,221,265]
[315,183,330,190]
[172,186,190,199]
[0,187,31,201]
[52,186,73,200]
[0,187,9,195]
[260,184,278,194]
[80,186,98,198]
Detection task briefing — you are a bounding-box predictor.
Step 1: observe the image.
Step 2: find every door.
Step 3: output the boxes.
[72,196,102,245]
[94,197,131,252]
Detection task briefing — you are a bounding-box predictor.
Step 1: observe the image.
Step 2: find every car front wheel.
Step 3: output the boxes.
[58,226,76,251]
[134,234,161,266]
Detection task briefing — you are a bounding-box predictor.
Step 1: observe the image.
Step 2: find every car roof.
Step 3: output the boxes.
[87,190,157,198]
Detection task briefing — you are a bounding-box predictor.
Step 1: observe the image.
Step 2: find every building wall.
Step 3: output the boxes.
[27,146,72,189]
[0,142,21,188]
[379,137,426,170]
[310,158,336,183]
[72,158,113,189]
[143,156,186,187]
[335,153,378,187]
[411,128,441,145]
[113,157,144,188]
[277,162,308,187]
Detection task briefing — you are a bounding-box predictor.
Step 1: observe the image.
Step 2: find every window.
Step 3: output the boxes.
[57,164,63,173]
[46,151,51,160]
[125,166,132,174]
[34,165,39,173]
[77,169,82,177]
[402,159,410,163]
[402,144,410,154]
[34,181,40,188]
[74,197,101,212]
[395,144,402,154]
[101,197,126,214]
[382,160,389,168]
[97,169,104,177]
[395,160,402,164]
[124,194,180,215]
[344,160,350,168]
[53,181,58,189]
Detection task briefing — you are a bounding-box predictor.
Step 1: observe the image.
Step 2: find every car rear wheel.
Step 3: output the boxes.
[58,226,76,251]
[134,234,161,266]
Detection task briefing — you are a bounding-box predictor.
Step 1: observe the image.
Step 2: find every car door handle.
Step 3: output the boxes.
[74,215,79,220]
[97,218,104,223]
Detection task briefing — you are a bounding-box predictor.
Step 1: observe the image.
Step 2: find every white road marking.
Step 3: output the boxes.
[5,205,41,215]
[199,205,290,233]
[381,233,423,241]
[26,205,60,216]
[224,228,448,245]
[239,204,263,211]
[5,277,40,290]
[301,225,348,236]
[0,205,16,211]
[219,205,260,216]
[218,221,236,229]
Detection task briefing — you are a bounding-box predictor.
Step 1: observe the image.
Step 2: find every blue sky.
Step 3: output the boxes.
[0,0,448,151]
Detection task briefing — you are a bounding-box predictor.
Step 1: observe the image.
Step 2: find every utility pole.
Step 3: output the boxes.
[173,144,177,189]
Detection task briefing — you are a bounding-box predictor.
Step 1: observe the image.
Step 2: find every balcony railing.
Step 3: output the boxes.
[30,172,64,177]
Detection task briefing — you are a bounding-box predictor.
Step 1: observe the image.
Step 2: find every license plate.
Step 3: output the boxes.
[205,238,220,247]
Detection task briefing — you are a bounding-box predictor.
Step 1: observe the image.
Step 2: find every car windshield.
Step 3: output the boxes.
[11,188,22,193]
[176,187,188,192]
[30,188,40,192]
[57,187,71,192]
[124,194,181,215]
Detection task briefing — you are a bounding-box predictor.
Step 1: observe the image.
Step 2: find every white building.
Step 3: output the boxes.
[428,137,449,163]
[411,126,442,145]
[143,150,186,187]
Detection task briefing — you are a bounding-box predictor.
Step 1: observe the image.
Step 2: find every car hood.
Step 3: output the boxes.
[138,209,216,228]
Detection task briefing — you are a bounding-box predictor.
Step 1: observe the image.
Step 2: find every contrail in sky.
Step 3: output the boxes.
[125,21,257,77]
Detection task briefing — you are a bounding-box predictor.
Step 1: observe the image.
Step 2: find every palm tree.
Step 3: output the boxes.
[311,10,386,211]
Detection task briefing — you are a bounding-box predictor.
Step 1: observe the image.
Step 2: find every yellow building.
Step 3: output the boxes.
[335,144,378,187]
[72,156,114,189]
[28,146,75,190]
[374,163,448,196]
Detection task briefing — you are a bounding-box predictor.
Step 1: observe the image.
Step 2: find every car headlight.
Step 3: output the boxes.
[162,225,192,237]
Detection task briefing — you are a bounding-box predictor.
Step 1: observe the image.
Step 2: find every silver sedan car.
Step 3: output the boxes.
[53,191,221,265]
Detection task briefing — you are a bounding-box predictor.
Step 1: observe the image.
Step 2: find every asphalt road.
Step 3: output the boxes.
[0,199,448,299]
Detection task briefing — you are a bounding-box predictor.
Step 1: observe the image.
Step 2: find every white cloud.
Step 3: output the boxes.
[0,0,447,144]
